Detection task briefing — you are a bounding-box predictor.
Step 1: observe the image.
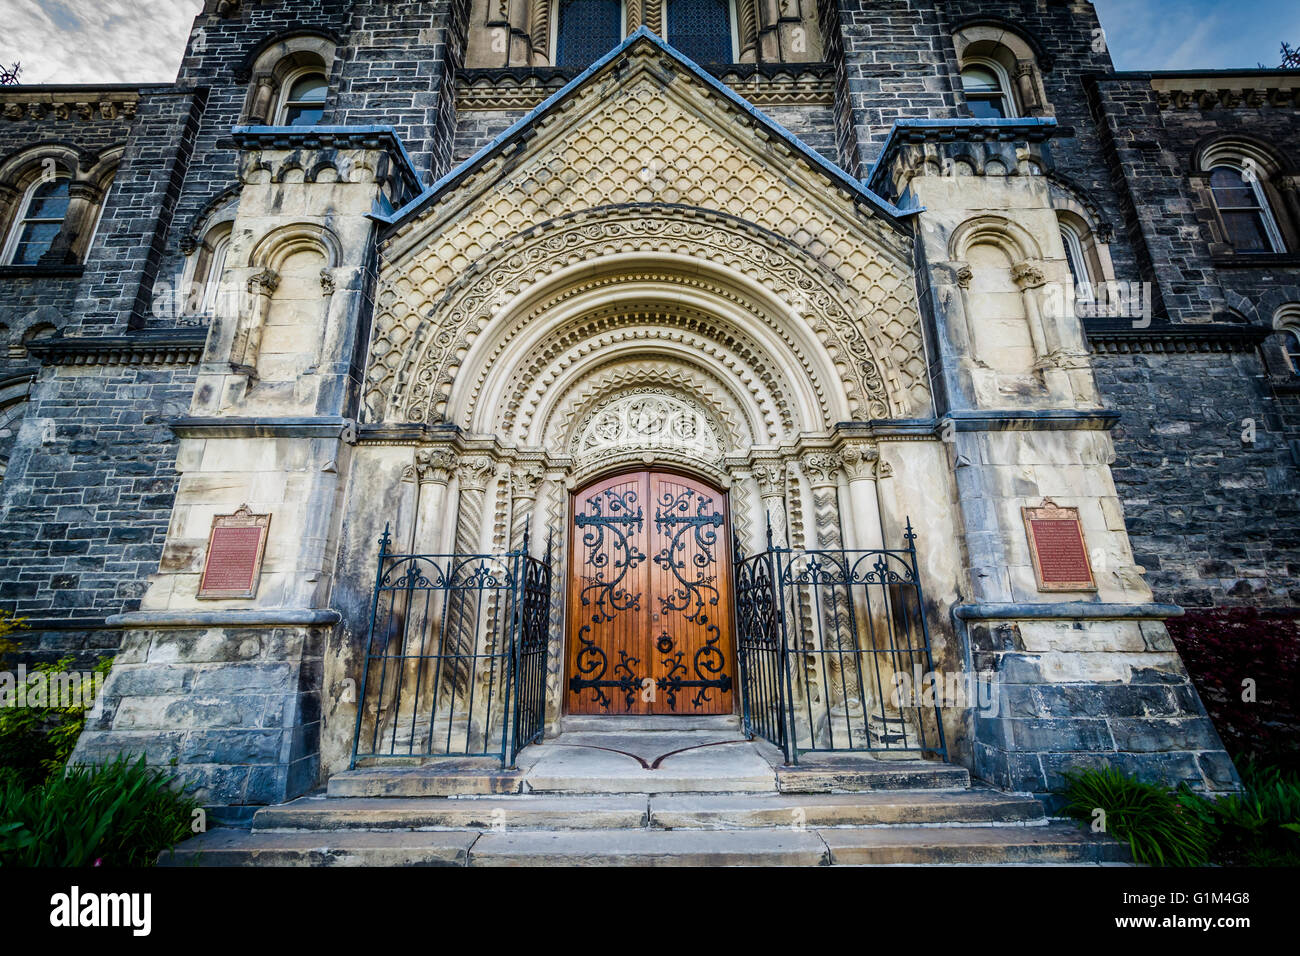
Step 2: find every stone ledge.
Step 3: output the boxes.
[25,330,207,366]
[169,415,356,439]
[107,608,342,628]
[955,602,1183,621]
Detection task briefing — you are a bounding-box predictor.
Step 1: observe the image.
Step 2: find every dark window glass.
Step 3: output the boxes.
[667,0,732,64]
[962,65,1010,118]
[283,74,328,127]
[1284,330,1300,373]
[9,178,70,265]
[1210,166,1277,253]
[556,0,622,68]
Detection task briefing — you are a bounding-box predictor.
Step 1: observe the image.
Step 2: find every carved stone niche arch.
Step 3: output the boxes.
[367,206,919,426]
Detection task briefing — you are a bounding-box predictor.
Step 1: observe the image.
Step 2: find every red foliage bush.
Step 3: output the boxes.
[1165,608,1300,770]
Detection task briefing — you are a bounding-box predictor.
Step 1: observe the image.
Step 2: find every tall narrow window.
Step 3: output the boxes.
[1284,329,1300,374]
[2,176,70,266]
[1209,165,1285,253]
[278,72,328,126]
[555,0,622,68]
[666,0,734,65]
[1059,223,1092,293]
[961,63,1014,119]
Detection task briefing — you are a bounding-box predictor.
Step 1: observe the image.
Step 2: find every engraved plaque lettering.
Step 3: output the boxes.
[1022,499,1096,592]
[198,505,271,599]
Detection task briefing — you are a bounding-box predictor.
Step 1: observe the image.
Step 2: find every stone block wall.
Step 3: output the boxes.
[71,623,325,822]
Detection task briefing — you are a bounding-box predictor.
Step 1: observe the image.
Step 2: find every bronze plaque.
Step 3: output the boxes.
[197,505,271,599]
[1022,499,1096,592]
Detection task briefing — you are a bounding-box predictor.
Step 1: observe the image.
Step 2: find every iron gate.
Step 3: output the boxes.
[733,521,947,764]
[350,523,553,769]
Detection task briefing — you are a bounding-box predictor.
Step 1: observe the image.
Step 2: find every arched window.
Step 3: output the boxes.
[1059,222,1090,292]
[0,397,27,482]
[554,0,623,68]
[961,61,1015,119]
[1209,164,1285,253]
[1282,329,1300,373]
[184,225,232,316]
[2,176,70,266]
[277,71,328,126]
[666,0,735,65]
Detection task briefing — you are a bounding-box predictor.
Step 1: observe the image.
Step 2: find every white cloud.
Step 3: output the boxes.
[0,0,203,84]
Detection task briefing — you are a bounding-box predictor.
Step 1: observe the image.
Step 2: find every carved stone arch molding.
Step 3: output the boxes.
[366,206,924,425]
[480,297,803,442]
[538,358,763,453]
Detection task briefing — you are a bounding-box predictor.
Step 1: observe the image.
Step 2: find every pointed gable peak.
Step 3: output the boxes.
[382,28,909,237]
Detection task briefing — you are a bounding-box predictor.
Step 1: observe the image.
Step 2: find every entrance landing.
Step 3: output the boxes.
[329,715,971,797]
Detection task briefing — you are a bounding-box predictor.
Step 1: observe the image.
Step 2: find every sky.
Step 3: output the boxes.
[0,0,1297,85]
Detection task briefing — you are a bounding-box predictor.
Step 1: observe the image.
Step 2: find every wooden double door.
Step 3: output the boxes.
[566,470,735,715]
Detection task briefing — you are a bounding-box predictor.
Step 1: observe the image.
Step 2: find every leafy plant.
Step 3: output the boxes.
[0,655,112,787]
[1061,767,1212,866]
[0,755,200,867]
[1180,760,1300,866]
[0,609,22,661]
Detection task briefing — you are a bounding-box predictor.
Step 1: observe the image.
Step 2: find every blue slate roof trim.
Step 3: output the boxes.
[380,27,916,232]
[230,124,424,202]
[866,117,1061,197]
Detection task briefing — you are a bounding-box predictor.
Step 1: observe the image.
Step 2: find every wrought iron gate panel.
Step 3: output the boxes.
[732,521,947,764]
[350,524,553,769]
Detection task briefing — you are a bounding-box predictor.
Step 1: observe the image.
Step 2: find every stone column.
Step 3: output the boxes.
[248,75,275,124]
[1014,60,1042,115]
[232,268,279,372]
[838,439,884,552]
[412,448,457,553]
[528,0,554,64]
[509,462,545,554]
[752,458,789,547]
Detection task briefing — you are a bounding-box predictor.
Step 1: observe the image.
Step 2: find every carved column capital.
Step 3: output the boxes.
[414,448,457,486]
[510,462,545,501]
[838,440,880,481]
[752,460,788,497]
[246,268,280,297]
[800,450,842,488]
[457,455,496,492]
[1011,260,1048,290]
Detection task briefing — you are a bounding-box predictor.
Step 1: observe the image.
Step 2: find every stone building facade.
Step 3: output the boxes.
[0,0,1296,818]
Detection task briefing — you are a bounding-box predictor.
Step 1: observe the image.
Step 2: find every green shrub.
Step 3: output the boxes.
[0,609,22,662]
[1061,767,1212,866]
[0,755,200,867]
[1180,760,1300,866]
[0,656,113,787]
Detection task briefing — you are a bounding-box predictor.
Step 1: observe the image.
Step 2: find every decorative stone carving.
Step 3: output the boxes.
[569,389,724,463]
[839,441,880,480]
[510,462,545,500]
[753,462,787,498]
[319,270,336,296]
[955,264,974,289]
[457,455,496,492]
[413,448,457,485]
[800,451,843,488]
[247,269,280,297]
[1011,260,1047,289]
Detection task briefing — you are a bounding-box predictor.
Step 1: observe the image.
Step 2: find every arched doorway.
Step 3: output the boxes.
[566,469,735,716]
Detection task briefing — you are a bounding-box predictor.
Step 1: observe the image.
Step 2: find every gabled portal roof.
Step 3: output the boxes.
[380,27,915,232]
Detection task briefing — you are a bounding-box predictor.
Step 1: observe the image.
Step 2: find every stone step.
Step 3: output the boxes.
[163,821,1127,866]
[821,824,1130,865]
[158,829,477,867]
[254,794,648,830]
[466,828,831,866]
[560,714,741,733]
[328,765,524,798]
[776,758,971,792]
[648,789,1045,829]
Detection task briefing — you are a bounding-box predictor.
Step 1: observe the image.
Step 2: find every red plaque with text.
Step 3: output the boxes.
[1022,500,1096,592]
[198,505,271,599]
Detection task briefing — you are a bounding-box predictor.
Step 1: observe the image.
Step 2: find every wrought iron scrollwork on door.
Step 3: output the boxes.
[653,487,732,708]
[568,486,645,709]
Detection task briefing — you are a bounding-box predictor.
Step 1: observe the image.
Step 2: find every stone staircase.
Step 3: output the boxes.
[162,716,1128,866]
